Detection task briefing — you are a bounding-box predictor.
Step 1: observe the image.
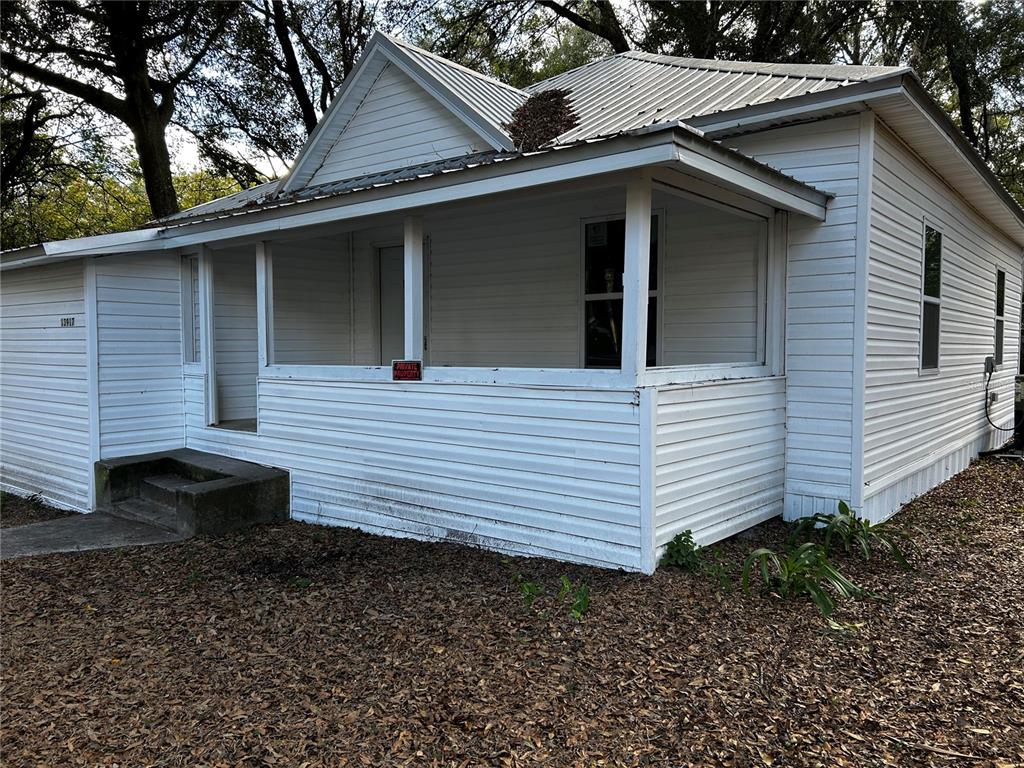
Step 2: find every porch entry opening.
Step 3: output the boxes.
[378,245,405,364]
[212,248,258,432]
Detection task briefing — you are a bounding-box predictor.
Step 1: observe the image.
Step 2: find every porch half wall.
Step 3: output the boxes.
[183,374,645,570]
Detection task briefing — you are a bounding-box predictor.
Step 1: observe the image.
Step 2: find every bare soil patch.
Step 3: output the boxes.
[2,458,1022,767]
[0,492,76,529]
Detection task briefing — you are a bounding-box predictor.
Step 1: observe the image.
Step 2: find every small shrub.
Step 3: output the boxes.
[791,501,911,569]
[570,582,590,620]
[742,541,868,617]
[518,579,542,607]
[503,89,579,152]
[661,530,703,571]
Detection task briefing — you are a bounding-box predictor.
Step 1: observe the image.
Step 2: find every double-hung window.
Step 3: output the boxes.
[583,216,658,368]
[994,269,1006,366]
[920,225,942,370]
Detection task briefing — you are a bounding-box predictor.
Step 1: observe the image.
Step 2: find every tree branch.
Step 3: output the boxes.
[1,51,128,121]
[534,0,629,53]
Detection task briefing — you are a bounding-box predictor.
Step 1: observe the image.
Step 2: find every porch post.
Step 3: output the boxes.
[621,172,653,381]
[404,215,424,360]
[197,245,218,425]
[255,242,273,368]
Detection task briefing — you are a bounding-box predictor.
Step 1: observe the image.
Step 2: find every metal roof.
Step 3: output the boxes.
[158,181,279,223]
[527,51,909,143]
[386,35,527,131]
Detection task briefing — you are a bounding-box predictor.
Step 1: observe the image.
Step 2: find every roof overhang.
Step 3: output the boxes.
[0,126,827,271]
[693,73,1024,248]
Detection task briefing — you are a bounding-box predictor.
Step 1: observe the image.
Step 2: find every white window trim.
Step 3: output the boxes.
[918,218,943,375]
[180,252,204,374]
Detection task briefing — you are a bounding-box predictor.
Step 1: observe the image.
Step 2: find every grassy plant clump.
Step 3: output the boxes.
[790,501,911,569]
[742,541,868,617]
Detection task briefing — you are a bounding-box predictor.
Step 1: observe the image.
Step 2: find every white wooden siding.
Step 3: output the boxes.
[272,239,352,364]
[309,61,487,186]
[653,377,786,547]
[427,187,623,367]
[660,198,763,365]
[861,123,1022,519]
[0,260,91,509]
[725,115,863,515]
[212,248,258,421]
[183,374,643,569]
[95,254,184,457]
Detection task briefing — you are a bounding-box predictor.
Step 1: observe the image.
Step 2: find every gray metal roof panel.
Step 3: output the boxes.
[527,52,910,143]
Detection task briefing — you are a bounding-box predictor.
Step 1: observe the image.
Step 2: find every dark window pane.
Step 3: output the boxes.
[923,226,942,298]
[584,216,659,295]
[996,270,1005,317]
[995,318,1004,365]
[585,299,623,368]
[584,298,658,368]
[921,301,940,369]
[647,299,657,367]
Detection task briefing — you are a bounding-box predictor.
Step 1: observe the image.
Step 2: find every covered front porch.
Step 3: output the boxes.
[171,153,810,571]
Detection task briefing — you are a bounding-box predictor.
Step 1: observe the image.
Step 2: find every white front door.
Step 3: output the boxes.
[378,246,405,364]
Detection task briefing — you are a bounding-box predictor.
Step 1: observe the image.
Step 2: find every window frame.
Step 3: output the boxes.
[994,268,1006,368]
[180,253,202,368]
[918,220,943,374]
[578,210,665,369]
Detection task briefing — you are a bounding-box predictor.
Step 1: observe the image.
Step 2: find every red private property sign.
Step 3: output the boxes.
[392,360,423,381]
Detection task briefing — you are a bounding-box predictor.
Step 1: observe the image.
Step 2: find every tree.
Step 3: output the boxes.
[1,1,238,218]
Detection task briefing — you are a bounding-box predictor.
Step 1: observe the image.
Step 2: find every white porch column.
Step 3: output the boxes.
[404,215,424,360]
[197,245,218,426]
[621,172,653,380]
[255,242,273,368]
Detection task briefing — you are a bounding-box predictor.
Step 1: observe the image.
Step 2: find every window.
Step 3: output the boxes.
[183,255,201,364]
[583,216,658,368]
[994,269,1006,366]
[920,225,942,370]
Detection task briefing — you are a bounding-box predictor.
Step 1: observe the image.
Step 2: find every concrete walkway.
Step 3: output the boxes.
[1,513,186,560]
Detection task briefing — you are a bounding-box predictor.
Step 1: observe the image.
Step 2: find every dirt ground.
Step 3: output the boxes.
[0,492,75,528]
[1,457,1022,767]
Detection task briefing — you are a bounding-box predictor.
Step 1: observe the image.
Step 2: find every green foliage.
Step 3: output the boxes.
[569,582,590,621]
[660,530,703,571]
[518,579,541,607]
[742,542,868,618]
[790,501,911,569]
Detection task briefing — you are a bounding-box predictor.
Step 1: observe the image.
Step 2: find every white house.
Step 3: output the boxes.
[2,33,1021,572]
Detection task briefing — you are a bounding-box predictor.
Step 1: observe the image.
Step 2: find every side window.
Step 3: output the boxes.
[183,255,202,364]
[920,225,942,370]
[583,216,658,368]
[994,269,1005,366]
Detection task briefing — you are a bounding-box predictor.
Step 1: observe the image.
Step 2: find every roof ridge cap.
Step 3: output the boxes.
[382,32,528,95]
[621,50,908,82]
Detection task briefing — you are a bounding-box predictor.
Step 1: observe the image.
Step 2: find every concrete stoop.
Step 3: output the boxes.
[95,449,289,537]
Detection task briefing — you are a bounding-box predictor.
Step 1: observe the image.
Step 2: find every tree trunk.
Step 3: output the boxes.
[130,118,180,219]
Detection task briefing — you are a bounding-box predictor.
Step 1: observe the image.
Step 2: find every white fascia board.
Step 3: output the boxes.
[376,35,515,152]
[671,135,828,220]
[0,227,161,271]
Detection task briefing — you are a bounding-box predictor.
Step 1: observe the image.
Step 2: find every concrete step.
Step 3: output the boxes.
[110,498,181,534]
[140,474,193,509]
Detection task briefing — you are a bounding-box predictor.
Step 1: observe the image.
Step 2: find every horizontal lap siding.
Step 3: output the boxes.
[862,125,1021,517]
[660,200,761,365]
[184,376,643,569]
[310,62,486,186]
[272,240,352,364]
[213,249,258,421]
[0,260,90,509]
[654,378,786,546]
[428,188,623,367]
[95,254,184,458]
[726,115,861,513]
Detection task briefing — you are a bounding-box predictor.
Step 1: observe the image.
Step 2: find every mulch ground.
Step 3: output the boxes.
[0,492,76,528]
[2,458,1022,767]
